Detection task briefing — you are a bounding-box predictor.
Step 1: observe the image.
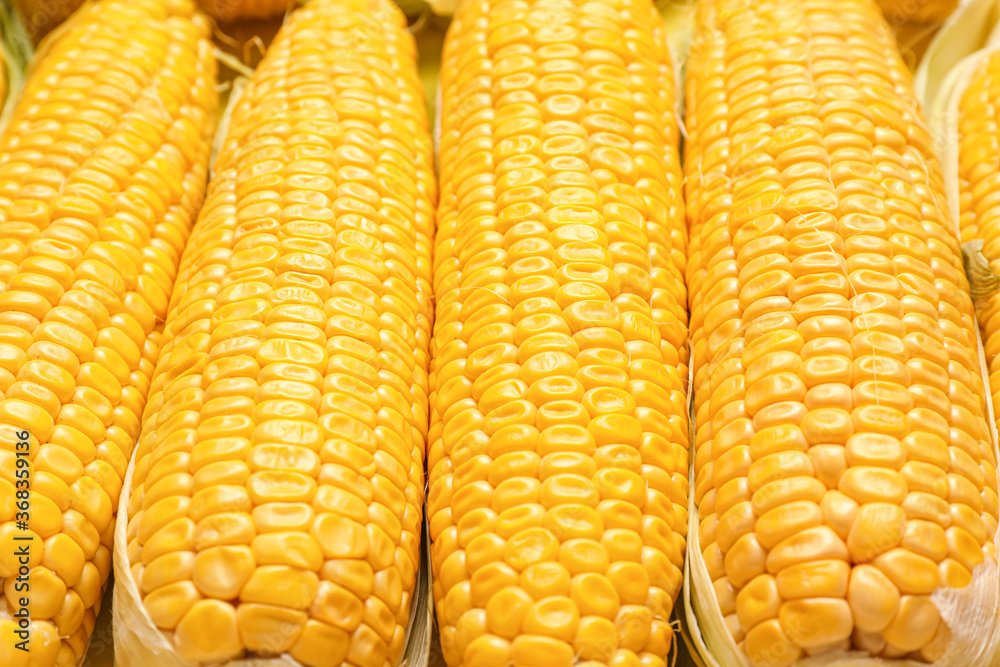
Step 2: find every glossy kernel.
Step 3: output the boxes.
[0,0,218,664]
[120,0,434,664]
[429,0,690,663]
[686,0,998,662]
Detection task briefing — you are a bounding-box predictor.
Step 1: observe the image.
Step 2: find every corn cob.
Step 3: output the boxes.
[685,0,1000,664]
[876,0,960,25]
[0,0,217,665]
[428,0,690,664]
[116,0,434,664]
[958,53,1000,473]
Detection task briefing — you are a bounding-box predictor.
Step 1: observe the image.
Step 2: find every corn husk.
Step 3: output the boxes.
[0,0,32,133]
[916,0,1000,108]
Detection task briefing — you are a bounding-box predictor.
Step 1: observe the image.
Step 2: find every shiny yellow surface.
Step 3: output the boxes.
[959,52,1000,478]
[121,0,434,664]
[685,0,998,664]
[428,0,690,664]
[0,0,217,665]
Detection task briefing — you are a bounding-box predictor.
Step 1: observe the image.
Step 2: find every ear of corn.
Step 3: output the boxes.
[684,0,1000,664]
[428,0,690,664]
[947,28,1000,667]
[114,0,435,665]
[957,45,1000,483]
[0,0,217,665]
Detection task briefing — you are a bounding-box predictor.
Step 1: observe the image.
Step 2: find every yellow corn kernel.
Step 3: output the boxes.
[685,0,998,664]
[117,0,434,665]
[959,49,1000,437]
[429,0,690,663]
[0,0,216,664]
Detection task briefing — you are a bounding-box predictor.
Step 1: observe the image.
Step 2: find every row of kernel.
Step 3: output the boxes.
[428,0,690,666]
[684,0,998,665]
[122,2,432,667]
[958,51,1000,507]
[0,2,216,666]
